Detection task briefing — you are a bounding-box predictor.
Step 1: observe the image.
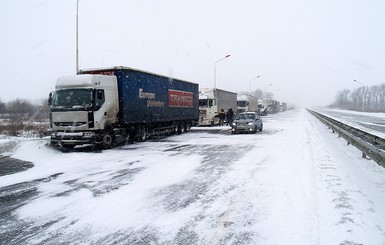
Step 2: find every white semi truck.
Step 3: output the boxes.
[198,88,237,126]
[257,99,269,116]
[48,67,199,149]
[237,94,259,113]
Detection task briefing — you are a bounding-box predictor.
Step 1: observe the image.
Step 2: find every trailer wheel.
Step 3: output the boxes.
[173,123,179,134]
[137,128,147,142]
[178,122,185,134]
[185,123,191,132]
[102,131,114,149]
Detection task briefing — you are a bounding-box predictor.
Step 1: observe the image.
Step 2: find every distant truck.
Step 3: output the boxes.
[198,88,237,126]
[268,100,280,114]
[237,94,259,113]
[257,99,269,116]
[48,66,199,149]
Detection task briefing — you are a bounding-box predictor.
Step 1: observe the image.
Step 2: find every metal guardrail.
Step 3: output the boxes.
[307,109,385,168]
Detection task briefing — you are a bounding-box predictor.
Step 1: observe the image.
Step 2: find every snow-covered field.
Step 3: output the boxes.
[1,109,385,244]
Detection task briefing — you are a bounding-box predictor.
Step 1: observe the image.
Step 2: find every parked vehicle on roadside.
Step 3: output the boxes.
[48,66,199,149]
[237,94,259,113]
[231,112,263,134]
[257,99,269,116]
[198,88,237,126]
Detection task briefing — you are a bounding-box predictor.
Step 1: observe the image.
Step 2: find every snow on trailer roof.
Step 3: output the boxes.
[199,87,237,94]
[79,66,198,85]
[237,94,249,100]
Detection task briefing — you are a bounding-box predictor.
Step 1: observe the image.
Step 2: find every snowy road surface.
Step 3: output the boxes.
[1,109,385,244]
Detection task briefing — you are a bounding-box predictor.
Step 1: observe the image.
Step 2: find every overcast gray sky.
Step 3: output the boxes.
[1,0,385,106]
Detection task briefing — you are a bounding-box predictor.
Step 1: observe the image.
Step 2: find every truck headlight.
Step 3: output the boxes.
[232,122,237,126]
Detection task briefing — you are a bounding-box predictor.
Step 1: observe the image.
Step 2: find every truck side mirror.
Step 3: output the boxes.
[48,92,54,106]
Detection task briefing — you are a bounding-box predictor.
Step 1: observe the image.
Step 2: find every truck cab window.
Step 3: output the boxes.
[199,99,208,107]
[52,89,93,108]
[209,99,216,107]
[237,101,247,107]
[95,90,105,107]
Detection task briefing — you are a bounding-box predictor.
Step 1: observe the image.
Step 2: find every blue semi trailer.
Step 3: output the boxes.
[48,66,199,149]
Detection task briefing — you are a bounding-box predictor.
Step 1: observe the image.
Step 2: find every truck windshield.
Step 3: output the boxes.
[199,99,208,107]
[52,89,93,108]
[237,101,248,107]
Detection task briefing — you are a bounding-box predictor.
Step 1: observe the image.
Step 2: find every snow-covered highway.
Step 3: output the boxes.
[1,109,385,244]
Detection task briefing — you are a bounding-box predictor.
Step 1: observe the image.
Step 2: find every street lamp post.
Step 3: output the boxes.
[76,0,80,74]
[264,83,272,95]
[214,54,231,89]
[248,75,261,96]
[264,83,273,99]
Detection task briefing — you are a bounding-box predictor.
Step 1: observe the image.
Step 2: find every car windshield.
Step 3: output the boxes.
[52,89,93,108]
[235,113,256,120]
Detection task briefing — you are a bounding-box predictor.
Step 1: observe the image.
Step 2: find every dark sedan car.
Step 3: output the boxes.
[231,112,263,134]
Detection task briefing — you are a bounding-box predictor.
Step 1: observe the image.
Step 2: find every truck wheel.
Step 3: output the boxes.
[185,123,191,132]
[137,128,147,142]
[102,131,114,149]
[173,125,178,134]
[61,143,75,149]
[178,122,185,134]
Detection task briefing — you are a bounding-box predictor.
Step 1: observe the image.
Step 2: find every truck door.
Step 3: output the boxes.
[93,89,107,129]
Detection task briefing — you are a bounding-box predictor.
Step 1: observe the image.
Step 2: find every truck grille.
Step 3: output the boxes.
[54,122,87,127]
[199,110,207,115]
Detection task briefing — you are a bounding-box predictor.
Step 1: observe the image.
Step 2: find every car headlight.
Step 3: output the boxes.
[248,122,254,125]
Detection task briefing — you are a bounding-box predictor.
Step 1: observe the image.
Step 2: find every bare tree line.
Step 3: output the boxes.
[332,84,385,112]
[0,98,50,136]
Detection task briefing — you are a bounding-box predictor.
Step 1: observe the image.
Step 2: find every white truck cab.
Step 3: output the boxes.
[49,75,119,148]
[198,88,237,126]
[199,91,219,126]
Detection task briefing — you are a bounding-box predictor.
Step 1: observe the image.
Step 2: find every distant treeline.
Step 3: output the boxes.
[0,98,49,136]
[332,83,385,112]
